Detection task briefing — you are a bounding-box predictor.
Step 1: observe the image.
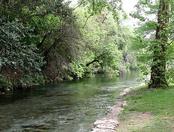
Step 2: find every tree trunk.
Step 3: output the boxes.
[149,0,170,88]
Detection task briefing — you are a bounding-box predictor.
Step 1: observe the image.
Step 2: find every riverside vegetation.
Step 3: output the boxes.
[0,0,136,92]
[1,0,174,92]
[1,0,174,131]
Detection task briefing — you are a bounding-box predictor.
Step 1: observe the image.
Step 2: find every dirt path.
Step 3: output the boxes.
[91,88,133,132]
[117,112,153,132]
[91,83,145,132]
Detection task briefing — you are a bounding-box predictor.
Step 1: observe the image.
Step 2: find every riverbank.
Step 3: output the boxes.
[117,86,174,131]
[91,83,144,132]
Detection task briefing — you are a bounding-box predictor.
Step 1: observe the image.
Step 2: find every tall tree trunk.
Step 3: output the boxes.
[149,0,170,88]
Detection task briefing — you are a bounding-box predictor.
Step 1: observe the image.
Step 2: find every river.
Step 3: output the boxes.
[0,74,141,132]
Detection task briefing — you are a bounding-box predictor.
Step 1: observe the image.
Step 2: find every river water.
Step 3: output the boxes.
[0,74,141,132]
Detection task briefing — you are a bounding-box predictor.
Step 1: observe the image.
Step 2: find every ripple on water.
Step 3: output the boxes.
[0,75,141,132]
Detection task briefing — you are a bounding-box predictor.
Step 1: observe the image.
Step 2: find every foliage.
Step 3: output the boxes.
[18,74,45,87]
[0,75,12,90]
[0,18,44,72]
[131,0,174,87]
[0,17,45,89]
[70,61,86,79]
[69,7,133,78]
[0,0,136,91]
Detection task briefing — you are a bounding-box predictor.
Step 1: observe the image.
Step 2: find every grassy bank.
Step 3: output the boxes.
[118,86,174,132]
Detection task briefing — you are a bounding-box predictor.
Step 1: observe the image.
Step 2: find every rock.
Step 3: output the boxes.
[121,101,127,107]
[91,128,116,132]
[92,119,119,132]
[91,87,134,132]
[94,119,119,126]
[120,88,131,96]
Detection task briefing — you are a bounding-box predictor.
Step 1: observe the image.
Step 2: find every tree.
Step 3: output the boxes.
[132,0,173,88]
[149,0,170,88]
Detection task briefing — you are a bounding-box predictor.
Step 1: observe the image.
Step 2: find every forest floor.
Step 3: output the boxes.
[117,86,174,132]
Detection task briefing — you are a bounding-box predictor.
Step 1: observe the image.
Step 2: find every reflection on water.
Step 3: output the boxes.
[0,74,141,132]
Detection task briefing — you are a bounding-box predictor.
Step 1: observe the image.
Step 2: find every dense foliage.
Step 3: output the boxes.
[131,0,174,88]
[2,0,173,91]
[0,0,135,92]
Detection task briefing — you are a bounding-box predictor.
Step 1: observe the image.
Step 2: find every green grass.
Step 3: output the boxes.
[120,86,174,132]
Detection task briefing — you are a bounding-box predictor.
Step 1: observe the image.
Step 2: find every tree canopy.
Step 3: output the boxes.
[0,0,174,91]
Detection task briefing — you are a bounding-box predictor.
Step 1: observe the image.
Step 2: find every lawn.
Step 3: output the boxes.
[118,86,174,132]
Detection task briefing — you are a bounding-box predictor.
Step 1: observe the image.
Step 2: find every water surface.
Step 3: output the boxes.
[0,74,141,132]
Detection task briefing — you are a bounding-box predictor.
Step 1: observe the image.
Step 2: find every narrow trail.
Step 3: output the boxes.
[117,112,152,132]
[91,83,144,132]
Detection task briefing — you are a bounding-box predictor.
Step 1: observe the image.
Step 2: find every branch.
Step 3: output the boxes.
[86,54,105,67]
[37,31,51,48]
[72,1,83,11]
[82,14,93,28]
[86,59,99,67]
